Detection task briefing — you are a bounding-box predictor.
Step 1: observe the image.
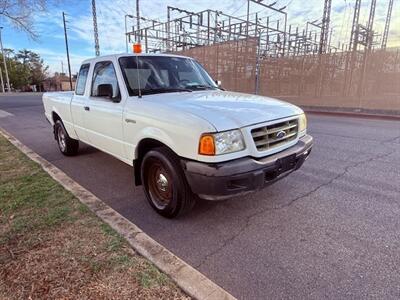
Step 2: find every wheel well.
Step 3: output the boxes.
[52,112,62,139]
[52,112,62,124]
[134,138,169,186]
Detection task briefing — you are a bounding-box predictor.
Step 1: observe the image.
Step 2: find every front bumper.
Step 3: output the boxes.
[181,135,313,200]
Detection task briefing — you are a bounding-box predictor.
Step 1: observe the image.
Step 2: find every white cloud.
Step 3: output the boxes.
[27,47,89,75]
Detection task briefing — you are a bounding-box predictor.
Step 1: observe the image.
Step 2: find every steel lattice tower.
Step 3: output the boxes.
[343,0,362,96]
[381,0,394,49]
[319,0,332,54]
[366,0,376,51]
[92,0,100,56]
[348,0,362,52]
[357,0,377,97]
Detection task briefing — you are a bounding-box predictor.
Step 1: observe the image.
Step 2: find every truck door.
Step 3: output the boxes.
[70,63,90,142]
[84,60,126,160]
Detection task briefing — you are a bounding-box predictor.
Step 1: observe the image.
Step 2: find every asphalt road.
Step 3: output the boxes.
[1,94,400,299]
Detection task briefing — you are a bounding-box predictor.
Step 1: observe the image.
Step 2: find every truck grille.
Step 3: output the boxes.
[251,119,298,151]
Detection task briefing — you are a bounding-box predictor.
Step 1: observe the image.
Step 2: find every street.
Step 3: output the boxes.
[1,94,399,299]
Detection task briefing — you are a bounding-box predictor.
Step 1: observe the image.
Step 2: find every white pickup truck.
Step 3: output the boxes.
[43,53,313,218]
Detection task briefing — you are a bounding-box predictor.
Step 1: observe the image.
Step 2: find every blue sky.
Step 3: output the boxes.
[3,0,400,74]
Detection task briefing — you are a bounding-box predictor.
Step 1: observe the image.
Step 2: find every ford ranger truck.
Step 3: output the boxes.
[42,53,313,218]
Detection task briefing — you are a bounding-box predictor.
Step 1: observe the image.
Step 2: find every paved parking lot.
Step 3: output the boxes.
[1,94,399,299]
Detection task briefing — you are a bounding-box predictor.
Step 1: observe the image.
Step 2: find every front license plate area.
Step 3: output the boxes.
[277,154,297,173]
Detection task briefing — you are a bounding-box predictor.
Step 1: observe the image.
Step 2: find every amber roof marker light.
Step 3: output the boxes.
[133,43,142,53]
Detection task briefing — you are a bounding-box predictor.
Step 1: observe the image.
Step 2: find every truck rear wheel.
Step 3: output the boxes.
[55,120,79,156]
[141,147,196,218]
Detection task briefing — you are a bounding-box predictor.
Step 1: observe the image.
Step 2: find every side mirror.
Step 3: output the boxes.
[97,84,113,99]
[215,80,222,88]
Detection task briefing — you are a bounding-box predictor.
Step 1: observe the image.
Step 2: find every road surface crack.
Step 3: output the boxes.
[195,147,397,269]
[384,134,400,144]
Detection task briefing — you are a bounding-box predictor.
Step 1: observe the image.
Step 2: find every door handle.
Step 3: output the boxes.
[84,106,90,111]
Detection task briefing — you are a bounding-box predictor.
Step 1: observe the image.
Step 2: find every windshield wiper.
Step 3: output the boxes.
[186,84,217,90]
[140,88,192,95]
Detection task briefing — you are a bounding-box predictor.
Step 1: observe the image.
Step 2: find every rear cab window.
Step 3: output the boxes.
[75,64,90,95]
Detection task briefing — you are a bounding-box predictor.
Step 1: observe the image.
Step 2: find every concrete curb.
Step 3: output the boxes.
[0,128,236,300]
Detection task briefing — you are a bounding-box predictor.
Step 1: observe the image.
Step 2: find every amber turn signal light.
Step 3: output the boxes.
[199,135,215,155]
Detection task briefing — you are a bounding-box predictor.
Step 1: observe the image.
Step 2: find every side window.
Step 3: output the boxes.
[75,64,90,95]
[91,61,120,100]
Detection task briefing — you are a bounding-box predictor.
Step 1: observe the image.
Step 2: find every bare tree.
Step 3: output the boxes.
[0,0,56,39]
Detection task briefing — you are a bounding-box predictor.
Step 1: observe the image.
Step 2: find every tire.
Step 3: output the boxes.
[54,120,79,156]
[141,147,196,218]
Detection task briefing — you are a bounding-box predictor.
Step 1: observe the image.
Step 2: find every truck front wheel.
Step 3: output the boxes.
[54,120,79,156]
[141,147,196,218]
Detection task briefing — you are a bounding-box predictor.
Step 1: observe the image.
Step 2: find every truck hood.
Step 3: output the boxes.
[148,90,303,131]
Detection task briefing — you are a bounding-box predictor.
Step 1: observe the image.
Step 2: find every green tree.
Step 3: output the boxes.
[1,48,48,90]
[15,49,48,86]
[15,49,33,65]
[8,59,30,89]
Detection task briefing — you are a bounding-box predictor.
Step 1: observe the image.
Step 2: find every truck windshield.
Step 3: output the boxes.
[119,56,218,96]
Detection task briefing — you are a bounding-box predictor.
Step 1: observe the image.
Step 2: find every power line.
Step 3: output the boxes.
[342,2,353,46]
[230,0,247,16]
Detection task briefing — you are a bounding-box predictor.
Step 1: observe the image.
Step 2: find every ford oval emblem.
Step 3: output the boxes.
[276,130,286,139]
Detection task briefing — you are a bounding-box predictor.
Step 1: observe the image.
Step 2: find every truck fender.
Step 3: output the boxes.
[133,127,177,160]
[131,128,179,186]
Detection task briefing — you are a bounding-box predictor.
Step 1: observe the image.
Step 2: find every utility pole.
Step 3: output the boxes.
[0,66,4,93]
[92,0,100,56]
[62,12,73,91]
[167,7,171,51]
[136,0,140,41]
[125,14,134,52]
[246,0,250,35]
[381,0,394,49]
[0,27,10,92]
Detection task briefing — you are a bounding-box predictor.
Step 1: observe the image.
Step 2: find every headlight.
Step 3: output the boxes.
[298,113,307,133]
[199,129,245,156]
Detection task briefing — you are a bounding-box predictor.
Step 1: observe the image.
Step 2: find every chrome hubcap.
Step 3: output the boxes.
[147,160,173,209]
[156,173,169,192]
[58,127,66,152]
